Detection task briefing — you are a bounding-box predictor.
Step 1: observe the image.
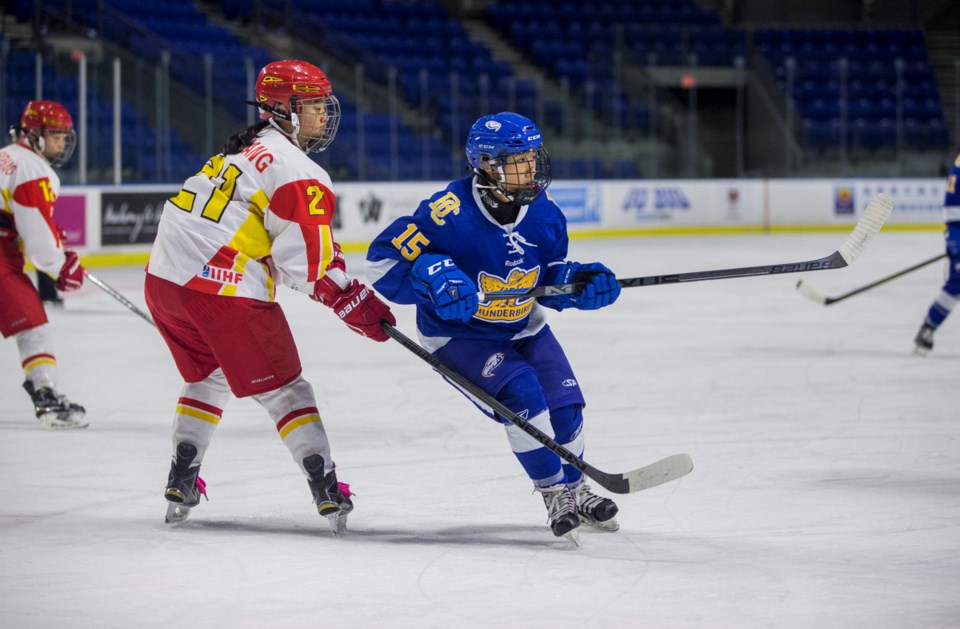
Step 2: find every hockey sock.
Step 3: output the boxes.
[16,325,58,390]
[253,375,334,476]
[551,405,586,485]
[925,287,958,328]
[173,369,231,463]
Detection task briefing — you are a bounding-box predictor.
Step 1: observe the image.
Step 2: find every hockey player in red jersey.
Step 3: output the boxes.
[145,60,395,532]
[0,100,87,429]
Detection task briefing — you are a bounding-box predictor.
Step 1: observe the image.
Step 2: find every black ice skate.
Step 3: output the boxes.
[536,484,581,543]
[303,454,353,535]
[164,443,207,523]
[914,323,935,355]
[22,381,88,430]
[571,481,620,531]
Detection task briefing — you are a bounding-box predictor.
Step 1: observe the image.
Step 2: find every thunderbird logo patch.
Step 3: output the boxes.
[476,267,539,323]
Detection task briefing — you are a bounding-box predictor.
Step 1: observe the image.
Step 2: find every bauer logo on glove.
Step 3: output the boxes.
[335,285,370,320]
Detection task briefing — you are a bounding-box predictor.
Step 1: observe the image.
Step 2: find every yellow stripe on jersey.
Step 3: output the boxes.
[175,404,222,425]
[228,213,272,261]
[278,414,321,440]
[248,188,270,217]
[320,224,335,274]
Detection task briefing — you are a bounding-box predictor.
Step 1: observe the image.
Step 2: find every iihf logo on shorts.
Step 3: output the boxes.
[482,352,505,378]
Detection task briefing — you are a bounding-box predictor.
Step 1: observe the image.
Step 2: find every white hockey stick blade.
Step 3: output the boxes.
[623,453,694,493]
[837,193,893,265]
[795,279,827,305]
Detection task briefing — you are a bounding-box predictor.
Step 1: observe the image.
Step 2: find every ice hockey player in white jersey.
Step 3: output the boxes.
[914,150,960,354]
[0,100,87,429]
[145,60,396,532]
[367,112,622,542]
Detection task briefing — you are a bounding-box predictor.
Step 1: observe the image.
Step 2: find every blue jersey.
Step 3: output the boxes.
[945,152,960,224]
[367,175,569,351]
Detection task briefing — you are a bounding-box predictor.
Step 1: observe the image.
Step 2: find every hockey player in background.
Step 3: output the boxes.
[145,60,395,532]
[914,150,960,354]
[367,112,621,541]
[0,100,87,429]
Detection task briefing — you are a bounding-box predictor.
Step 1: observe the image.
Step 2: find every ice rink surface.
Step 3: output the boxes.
[1,231,957,629]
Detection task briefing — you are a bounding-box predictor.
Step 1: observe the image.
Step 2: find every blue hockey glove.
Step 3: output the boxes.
[946,223,960,258]
[411,253,479,322]
[539,261,621,311]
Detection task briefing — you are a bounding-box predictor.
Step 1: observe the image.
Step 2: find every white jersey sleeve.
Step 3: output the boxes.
[0,143,66,278]
[147,127,340,302]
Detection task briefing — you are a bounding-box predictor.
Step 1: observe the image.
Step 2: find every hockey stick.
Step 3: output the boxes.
[796,252,947,306]
[84,271,156,326]
[478,193,894,301]
[381,321,694,494]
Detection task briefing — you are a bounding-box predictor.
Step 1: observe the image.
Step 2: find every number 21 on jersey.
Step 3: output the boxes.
[169,155,242,223]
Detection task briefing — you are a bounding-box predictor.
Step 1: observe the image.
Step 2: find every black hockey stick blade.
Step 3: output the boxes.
[381,322,694,494]
[478,193,894,301]
[85,271,156,327]
[796,252,947,306]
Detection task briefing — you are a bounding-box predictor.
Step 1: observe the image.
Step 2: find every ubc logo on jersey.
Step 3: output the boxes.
[476,267,539,322]
[202,265,244,285]
[481,352,505,378]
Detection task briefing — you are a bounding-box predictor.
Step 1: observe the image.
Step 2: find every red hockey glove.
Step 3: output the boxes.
[55,250,84,292]
[312,276,396,342]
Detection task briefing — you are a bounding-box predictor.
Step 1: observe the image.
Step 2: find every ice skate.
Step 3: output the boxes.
[22,381,88,430]
[914,324,935,356]
[571,480,620,531]
[303,454,353,535]
[164,443,207,523]
[536,484,581,544]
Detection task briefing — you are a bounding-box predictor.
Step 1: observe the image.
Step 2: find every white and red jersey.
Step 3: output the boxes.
[0,141,67,278]
[148,126,343,302]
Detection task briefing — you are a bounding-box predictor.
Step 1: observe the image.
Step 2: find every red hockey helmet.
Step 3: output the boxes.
[254,60,340,153]
[19,100,77,167]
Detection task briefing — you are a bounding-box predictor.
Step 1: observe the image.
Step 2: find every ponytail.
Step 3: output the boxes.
[221,120,270,155]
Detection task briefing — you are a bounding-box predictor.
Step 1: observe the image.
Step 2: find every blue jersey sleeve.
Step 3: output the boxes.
[366,186,455,304]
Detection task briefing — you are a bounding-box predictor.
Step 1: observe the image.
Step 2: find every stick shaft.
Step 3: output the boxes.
[85,271,156,326]
[824,253,947,305]
[478,193,892,302]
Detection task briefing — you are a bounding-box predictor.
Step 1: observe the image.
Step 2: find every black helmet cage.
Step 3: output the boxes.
[477,146,552,206]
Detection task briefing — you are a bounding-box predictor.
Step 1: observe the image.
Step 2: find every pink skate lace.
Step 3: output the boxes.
[337,482,352,499]
[196,476,208,501]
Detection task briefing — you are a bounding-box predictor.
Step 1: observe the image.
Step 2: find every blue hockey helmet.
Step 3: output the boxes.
[465,112,551,205]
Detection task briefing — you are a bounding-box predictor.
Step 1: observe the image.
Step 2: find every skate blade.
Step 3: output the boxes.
[580,515,620,532]
[562,529,581,546]
[326,512,348,536]
[165,502,192,524]
[38,412,90,430]
[913,346,930,356]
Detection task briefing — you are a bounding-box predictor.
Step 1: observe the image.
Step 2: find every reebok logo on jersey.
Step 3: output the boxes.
[202,265,244,285]
[481,352,505,378]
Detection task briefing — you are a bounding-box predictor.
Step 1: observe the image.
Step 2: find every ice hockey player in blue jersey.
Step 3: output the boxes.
[914,150,960,355]
[367,112,622,541]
